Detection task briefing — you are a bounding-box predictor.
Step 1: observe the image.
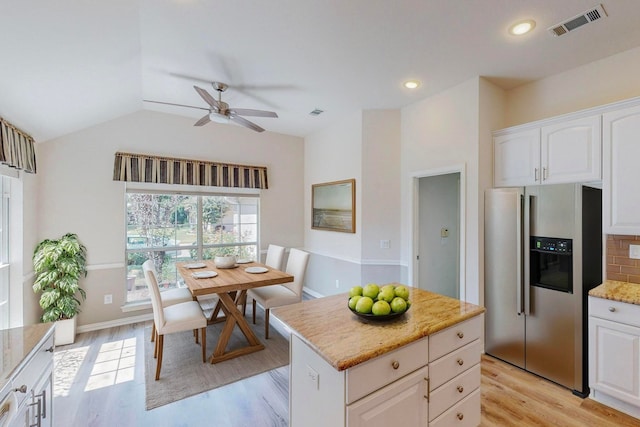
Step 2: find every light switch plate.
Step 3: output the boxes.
[630,244,640,260]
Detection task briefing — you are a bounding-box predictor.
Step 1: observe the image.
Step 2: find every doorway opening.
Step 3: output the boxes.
[411,167,465,300]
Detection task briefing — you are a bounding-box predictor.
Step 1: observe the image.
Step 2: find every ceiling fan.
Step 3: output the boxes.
[144,82,278,132]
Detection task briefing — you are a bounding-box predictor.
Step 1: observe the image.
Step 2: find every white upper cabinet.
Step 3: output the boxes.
[541,115,601,184]
[493,114,602,187]
[493,128,540,187]
[602,102,640,234]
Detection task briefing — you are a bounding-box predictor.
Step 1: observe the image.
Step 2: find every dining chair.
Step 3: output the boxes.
[241,244,286,316]
[248,248,310,339]
[143,260,193,342]
[143,260,207,380]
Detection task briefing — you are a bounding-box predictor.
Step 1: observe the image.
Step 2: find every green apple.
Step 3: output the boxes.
[362,283,380,299]
[372,300,391,315]
[377,288,395,303]
[355,296,374,314]
[348,295,362,310]
[390,297,407,313]
[381,284,395,293]
[394,285,410,301]
[349,286,363,298]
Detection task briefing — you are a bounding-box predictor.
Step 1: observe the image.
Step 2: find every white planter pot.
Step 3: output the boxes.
[55,317,77,346]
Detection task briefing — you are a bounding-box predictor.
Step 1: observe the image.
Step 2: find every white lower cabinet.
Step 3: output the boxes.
[289,315,483,427]
[347,366,429,427]
[589,296,640,418]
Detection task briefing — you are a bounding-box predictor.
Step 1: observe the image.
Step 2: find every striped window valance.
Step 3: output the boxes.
[113,152,268,189]
[0,118,37,174]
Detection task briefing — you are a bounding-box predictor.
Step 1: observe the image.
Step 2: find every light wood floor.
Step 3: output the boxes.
[53,322,639,427]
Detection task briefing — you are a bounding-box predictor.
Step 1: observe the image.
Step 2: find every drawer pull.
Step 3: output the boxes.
[608,307,616,312]
[14,385,27,393]
[457,358,464,366]
[391,360,400,370]
[456,331,464,339]
[457,413,464,421]
[45,346,54,353]
[457,385,464,393]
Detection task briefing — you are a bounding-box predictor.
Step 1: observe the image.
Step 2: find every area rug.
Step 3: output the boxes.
[144,308,289,410]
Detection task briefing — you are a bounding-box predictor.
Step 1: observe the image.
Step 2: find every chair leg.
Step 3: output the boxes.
[265,308,270,339]
[194,328,200,344]
[252,299,257,324]
[201,327,207,363]
[155,334,164,380]
[153,330,158,359]
[151,323,156,342]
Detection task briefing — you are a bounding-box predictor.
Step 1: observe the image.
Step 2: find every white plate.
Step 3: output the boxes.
[245,266,268,274]
[192,271,218,279]
[185,262,206,269]
[236,259,253,264]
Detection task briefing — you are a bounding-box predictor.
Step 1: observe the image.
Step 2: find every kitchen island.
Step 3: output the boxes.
[272,286,485,427]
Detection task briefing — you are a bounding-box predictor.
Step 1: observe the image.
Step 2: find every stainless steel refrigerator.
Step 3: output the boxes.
[484,184,601,397]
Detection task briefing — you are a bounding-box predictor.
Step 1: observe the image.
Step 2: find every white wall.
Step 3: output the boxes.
[34,110,304,327]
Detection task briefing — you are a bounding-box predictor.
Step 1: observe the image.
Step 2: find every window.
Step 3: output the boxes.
[0,177,9,329]
[125,191,259,303]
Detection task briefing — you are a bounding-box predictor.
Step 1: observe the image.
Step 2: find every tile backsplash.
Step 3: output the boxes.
[606,234,640,284]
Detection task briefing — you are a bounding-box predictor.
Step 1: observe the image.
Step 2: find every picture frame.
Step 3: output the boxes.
[311,179,355,233]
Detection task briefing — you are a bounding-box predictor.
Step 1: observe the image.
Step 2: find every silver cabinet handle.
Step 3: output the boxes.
[543,167,547,180]
[45,346,54,353]
[457,358,464,366]
[14,385,27,393]
[534,168,539,181]
[457,385,464,393]
[391,360,399,370]
[456,331,464,339]
[457,413,464,421]
[609,307,616,312]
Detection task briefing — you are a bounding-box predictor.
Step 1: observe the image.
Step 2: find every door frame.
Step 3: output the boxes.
[410,164,466,301]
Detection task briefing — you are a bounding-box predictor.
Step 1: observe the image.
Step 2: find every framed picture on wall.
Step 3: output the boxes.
[312,179,355,233]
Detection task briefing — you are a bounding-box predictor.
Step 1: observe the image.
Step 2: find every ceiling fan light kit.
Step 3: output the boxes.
[144,82,278,132]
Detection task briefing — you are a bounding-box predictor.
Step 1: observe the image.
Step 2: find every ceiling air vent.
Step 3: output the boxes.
[548,4,607,37]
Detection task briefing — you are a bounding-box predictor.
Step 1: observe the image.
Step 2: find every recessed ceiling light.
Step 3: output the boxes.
[404,80,421,89]
[509,19,536,35]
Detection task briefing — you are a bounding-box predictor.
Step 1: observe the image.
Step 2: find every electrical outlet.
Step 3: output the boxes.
[380,240,390,249]
[104,294,113,304]
[630,244,640,260]
[335,279,340,289]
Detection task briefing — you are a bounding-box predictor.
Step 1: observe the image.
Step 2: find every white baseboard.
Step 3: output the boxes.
[302,286,324,299]
[77,312,153,334]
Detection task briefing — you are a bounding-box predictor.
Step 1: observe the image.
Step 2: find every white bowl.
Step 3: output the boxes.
[214,255,237,268]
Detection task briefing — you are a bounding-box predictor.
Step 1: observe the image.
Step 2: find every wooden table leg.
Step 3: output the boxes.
[209,291,265,364]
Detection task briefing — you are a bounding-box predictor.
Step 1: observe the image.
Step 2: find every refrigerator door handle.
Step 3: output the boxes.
[516,194,524,315]
[524,194,534,316]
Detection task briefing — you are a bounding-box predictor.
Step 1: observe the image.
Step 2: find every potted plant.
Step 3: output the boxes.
[32,233,87,345]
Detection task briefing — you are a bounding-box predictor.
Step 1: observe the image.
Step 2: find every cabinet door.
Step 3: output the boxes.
[603,104,640,234]
[541,115,601,184]
[493,129,540,187]
[347,366,428,427]
[589,316,640,406]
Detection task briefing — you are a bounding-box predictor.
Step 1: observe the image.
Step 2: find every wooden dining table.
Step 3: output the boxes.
[177,260,293,364]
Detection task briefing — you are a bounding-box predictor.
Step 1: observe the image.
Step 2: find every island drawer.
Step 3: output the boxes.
[430,388,481,427]
[589,296,640,328]
[429,315,482,362]
[346,336,428,404]
[428,364,480,421]
[428,339,481,390]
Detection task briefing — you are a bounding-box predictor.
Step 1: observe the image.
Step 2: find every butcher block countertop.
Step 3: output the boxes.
[272,285,485,371]
[589,280,640,305]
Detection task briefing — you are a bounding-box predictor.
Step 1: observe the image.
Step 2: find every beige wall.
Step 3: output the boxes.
[505,45,640,127]
[34,110,304,328]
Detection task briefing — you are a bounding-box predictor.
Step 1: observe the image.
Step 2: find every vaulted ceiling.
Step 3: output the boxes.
[3,1,640,142]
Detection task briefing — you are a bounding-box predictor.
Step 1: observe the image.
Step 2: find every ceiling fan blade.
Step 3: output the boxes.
[230,108,278,118]
[194,86,221,110]
[230,115,265,132]
[194,114,211,127]
[143,99,209,111]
